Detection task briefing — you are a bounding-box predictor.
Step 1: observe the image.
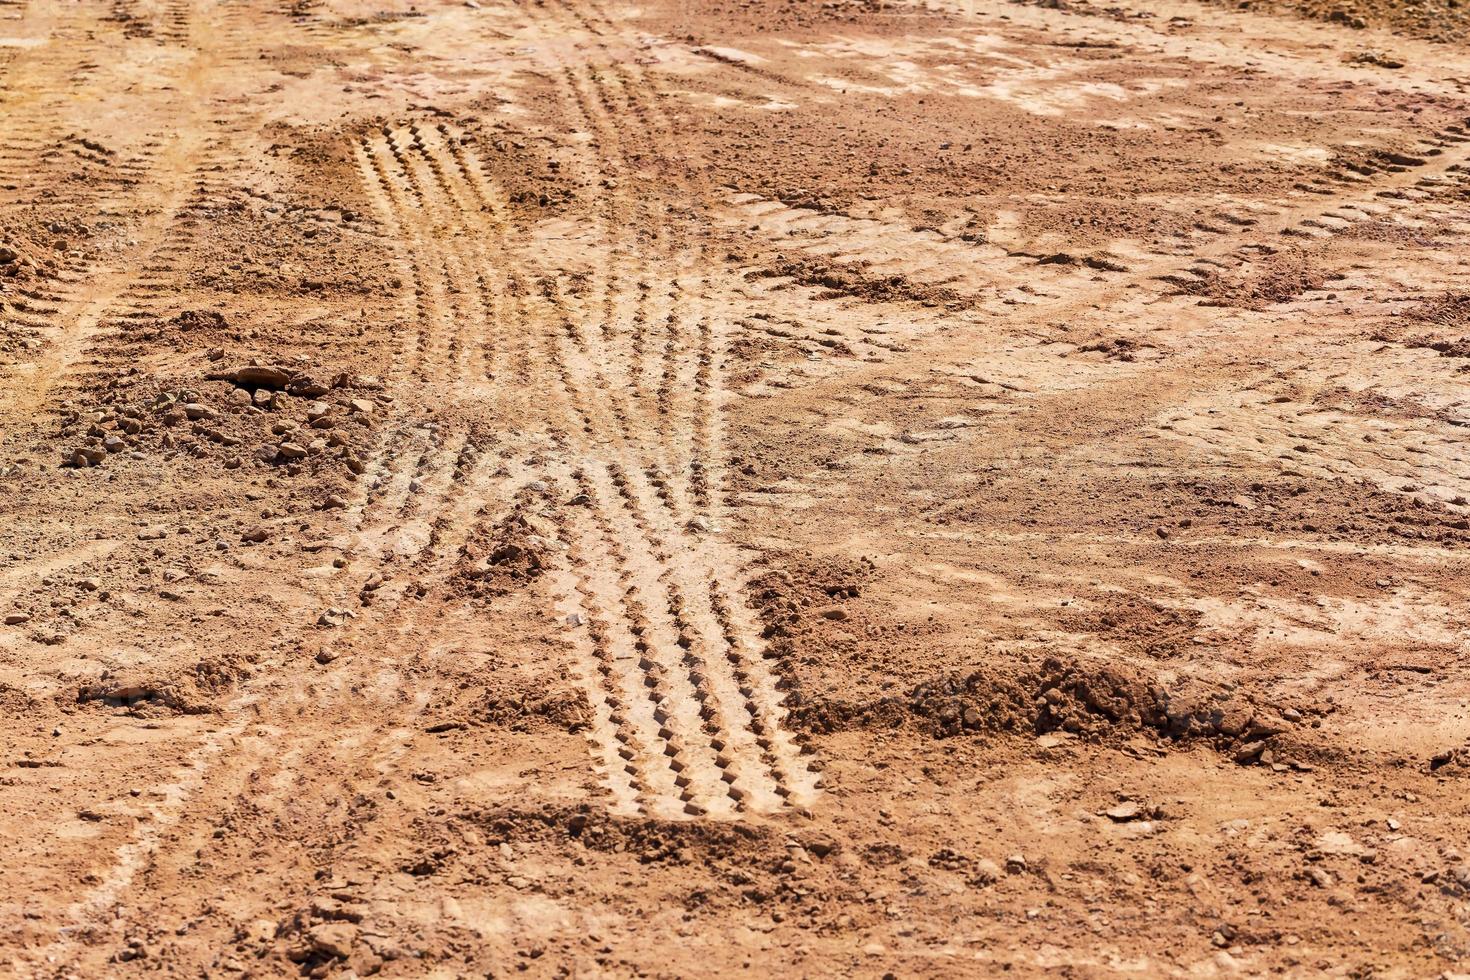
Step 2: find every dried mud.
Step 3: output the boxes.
[2,0,1470,976]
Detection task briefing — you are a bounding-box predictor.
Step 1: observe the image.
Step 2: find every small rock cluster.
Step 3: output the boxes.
[61,360,389,475]
[0,236,54,281]
[451,507,552,598]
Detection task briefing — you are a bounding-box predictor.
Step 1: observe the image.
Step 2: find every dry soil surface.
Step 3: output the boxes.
[2,0,1470,976]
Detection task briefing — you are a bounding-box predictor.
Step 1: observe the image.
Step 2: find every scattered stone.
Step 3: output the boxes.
[240,526,269,544]
[289,376,330,398]
[277,442,308,461]
[1348,50,1404,69]
[1235,741,1268,764]
[207,365,293,389]
[1104,802,1143,822]
[304,923,356,961]
[317,607,356,627]
[971,857,1003,884]
[800,834,836,858]
[1005,853,1027,873]
[4,613,30,625]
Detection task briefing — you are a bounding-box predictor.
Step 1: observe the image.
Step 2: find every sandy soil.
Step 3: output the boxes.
[2,0,1469,976]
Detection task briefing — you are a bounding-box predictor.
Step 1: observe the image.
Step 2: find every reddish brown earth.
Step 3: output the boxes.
[2,0,1469,976]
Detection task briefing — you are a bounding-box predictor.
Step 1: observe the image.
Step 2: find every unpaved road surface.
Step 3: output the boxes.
[2,0,1469,975]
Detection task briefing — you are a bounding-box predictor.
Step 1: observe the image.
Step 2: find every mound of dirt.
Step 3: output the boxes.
[790,655,1294,763]
[74,655,252,715]
[1228,0,1470,43]
[1430,741,1470,776]
[473,686,590,733]
[750,254,970,309]
[0,227,59,281]
[1162,249,1340,308]
[58,362,380,476]
[449,507,552,598]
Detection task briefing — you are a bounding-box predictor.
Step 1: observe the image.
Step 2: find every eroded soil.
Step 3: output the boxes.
[2,0,1469,976]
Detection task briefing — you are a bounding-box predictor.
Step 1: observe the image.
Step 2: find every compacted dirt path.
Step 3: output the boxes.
[2,0,1469,976]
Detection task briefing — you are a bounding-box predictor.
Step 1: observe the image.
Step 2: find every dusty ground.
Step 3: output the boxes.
[2,0,1469,976]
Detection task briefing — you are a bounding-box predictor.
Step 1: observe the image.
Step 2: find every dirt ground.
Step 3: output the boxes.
[1,0,1469,976]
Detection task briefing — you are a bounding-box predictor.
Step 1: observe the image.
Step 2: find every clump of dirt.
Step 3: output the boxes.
[1345,49,1405,69]
[1075,334,1153,362]
[1056,595,1204,659]
[1405,291,1470,331]
[0,235,55,281]
[1162,250,1340,308]
[1225,0,1470,43]
[1328,144,1431,178]
[74,655,252,715]
[1175,475,1470,546]
[1037,251,1129,273]
[1379,293,1470,361]
[750,254,970,309]
[749,555,879,667]
[450,805,782,858]
[449,508,551,598]
[167,309,232,334]
[793,664,1034,736]
[1371,297,1470,364]
[790,655,1294,762]
[472,681,590,733]
[1430,741,1470,776]
[58,360,381,477]
[0,683,40,714]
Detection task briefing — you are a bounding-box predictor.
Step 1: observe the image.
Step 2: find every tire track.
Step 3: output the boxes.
[337,1,821,818]
[383,148,814,817]
[0,1,267,423]
[521,31,722,536]
[358,130,459,382]
[351,137,433,380]
[518,0,820,815]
